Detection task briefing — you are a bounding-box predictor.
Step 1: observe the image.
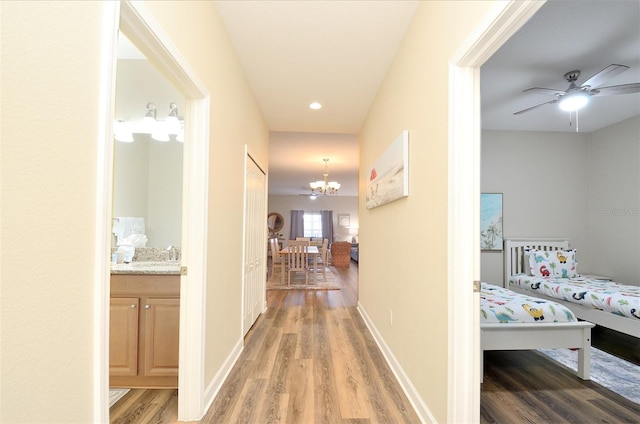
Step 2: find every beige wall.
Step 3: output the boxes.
[1,1,268,421]
[358,1,496,422]
[142,0,269,387]
[1,1,104,421]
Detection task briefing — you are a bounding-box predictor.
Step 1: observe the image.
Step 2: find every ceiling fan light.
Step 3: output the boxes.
[559,92,589,112]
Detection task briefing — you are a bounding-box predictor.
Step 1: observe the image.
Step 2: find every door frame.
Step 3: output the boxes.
[447,1,544,422]
[95,1,210,421]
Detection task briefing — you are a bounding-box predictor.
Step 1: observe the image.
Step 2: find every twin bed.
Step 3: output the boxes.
[503,238,639,337]
[481,238,640,381]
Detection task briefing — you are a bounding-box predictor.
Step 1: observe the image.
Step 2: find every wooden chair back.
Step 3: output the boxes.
[287,240,309,285]
[269,238,281,264]
[319,238,329,264]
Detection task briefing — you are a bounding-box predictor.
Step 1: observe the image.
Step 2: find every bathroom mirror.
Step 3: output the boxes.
[267,212,284,233]
[112,34,184,248]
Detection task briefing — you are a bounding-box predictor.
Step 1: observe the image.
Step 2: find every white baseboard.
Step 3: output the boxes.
[202,337,244,417]
[357,302,436,424]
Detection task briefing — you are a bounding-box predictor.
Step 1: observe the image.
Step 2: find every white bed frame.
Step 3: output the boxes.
[481,322,594,380]
[504,238,640,337]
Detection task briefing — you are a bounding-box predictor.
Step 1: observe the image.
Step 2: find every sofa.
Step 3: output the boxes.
[350,243,359,263]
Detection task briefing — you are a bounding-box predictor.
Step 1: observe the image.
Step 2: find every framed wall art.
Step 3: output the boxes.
[366,130,409,209]
[481,193,503,251]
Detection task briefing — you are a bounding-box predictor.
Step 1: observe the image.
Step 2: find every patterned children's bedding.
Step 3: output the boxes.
[509,275,640,320]
[480,282,577,324]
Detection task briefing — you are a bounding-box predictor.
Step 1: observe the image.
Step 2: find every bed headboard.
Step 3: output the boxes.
[503,238,570,287]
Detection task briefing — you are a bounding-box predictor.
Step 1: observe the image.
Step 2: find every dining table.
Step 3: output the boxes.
[279,245,320,285]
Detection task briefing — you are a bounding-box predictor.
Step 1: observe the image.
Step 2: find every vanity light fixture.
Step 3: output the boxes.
[115,102,184,142]
[114,120,134,143]
[139,102,157,134]
[165,102,181,134]
[176,121,185,143]
[151,121,170,142]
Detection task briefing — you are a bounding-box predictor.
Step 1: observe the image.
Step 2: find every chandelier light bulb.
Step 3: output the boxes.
[309,158,340,195]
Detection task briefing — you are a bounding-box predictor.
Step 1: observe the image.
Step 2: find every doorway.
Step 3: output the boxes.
[446,1,545,421]
[97,1,211,421]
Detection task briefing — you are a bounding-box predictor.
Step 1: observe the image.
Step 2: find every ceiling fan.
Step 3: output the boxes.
[514,64,640,115]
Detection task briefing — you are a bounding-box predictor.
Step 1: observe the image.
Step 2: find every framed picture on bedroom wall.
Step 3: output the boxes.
[481,193,503,251]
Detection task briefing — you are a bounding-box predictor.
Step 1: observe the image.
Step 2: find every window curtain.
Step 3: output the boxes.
[290,210,305,240]
[321,210,334,243]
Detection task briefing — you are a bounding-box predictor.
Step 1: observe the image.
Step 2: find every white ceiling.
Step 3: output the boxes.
[214,0,420,197]
[214,0,421,134]
[481,0,640,133]
[122,1,640,197]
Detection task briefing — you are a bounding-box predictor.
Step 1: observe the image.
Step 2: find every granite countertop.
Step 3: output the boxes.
[110,261,181,275]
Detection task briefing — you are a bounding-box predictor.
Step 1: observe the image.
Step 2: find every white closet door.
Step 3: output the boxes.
[242,152,266,335]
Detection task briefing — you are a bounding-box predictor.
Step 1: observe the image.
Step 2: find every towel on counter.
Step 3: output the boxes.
[112,217,145,241]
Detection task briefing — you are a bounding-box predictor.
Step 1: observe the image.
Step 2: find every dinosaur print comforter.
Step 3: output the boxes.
[509,275,640,320]
[480,282,576,324]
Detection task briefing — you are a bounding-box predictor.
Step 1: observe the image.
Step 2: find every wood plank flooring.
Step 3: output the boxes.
[111,261,418,423]
[112,260,640,423]
[480,349,640,423]
[198,261,418,423]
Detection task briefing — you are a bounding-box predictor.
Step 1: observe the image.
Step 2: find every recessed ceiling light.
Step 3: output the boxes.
[309,102,322,110]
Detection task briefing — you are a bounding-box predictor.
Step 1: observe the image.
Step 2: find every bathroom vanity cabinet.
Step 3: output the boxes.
[110,273,180,388]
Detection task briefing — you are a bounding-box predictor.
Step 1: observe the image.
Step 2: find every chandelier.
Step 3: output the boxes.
[309,158,340,195]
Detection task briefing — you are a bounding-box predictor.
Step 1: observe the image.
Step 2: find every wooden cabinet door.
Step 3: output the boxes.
[142,297,180,377]
[109,297,139,376]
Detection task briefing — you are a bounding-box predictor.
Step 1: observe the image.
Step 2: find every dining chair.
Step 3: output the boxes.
[287,240,309,286]
[269,238,283,267]
[295,237,311,243]
[310,238,329,281]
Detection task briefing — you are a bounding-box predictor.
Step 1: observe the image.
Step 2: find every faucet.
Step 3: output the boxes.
[166,245,178,261]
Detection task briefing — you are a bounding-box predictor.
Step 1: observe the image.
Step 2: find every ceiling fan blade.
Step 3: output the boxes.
[513,99,559,115]
[590,82,640,96]
[581,64,629,89]
[523,87,565,96]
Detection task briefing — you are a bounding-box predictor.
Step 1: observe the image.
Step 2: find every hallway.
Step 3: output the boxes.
[110,262,421,423]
